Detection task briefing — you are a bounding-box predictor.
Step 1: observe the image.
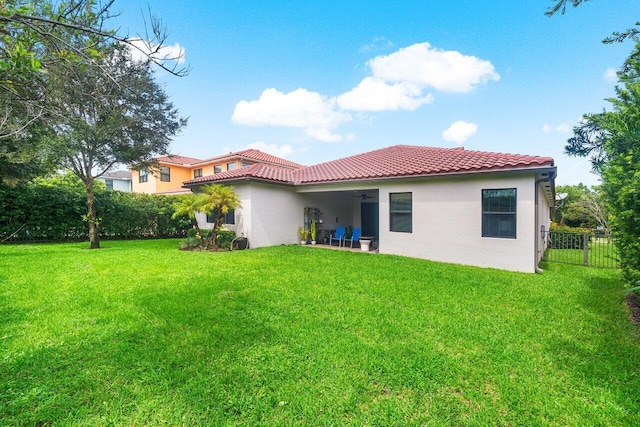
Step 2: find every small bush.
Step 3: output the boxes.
[186,228,214,240]
[217,230,236,249]
[179,237,205,251]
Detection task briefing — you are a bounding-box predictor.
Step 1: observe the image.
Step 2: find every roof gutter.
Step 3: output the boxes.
[535,169,556,273]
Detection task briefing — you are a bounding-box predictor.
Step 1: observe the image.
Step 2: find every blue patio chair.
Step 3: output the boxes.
[329,227,345,247]
[343,227,361,248]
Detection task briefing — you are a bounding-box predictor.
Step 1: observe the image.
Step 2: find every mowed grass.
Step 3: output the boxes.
[1,240,640,425]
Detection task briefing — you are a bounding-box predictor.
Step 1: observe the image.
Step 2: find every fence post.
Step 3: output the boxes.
[583,233,589,266]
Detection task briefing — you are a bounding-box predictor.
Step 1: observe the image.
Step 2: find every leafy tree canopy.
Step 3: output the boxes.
[565,42,640,285]
[0,0,187,183]
[553,183,608,231]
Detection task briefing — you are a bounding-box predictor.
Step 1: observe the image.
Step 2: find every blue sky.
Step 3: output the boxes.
[112,1,640,186]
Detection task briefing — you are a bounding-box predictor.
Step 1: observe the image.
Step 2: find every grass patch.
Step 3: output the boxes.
[1,240,639,425]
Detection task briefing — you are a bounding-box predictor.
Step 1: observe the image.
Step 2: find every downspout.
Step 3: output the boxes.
[534,171,555,273]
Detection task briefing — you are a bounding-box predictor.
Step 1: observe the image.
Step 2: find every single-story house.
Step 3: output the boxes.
[183,145,556,273]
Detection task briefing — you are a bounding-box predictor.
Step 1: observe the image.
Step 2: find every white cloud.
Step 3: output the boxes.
[368,42,500,93]
[232,88,352,141]
[442,121,478,144]
[127,38,186,64]
[337,77,434,111]
[603,67,617,83]
[360,37,393,53]
[232,42,499,140]
[246,141,293,158]
[543,122,571,134]
[337,42,498,113]
[304,128,344,142]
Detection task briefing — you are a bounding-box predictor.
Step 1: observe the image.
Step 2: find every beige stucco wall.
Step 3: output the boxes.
[378,174,538,273]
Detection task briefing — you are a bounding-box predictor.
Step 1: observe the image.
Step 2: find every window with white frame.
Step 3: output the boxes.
[139,169,148,183]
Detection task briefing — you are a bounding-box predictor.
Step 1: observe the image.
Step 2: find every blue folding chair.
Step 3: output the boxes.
[329,227,345,247]
[343,227,361,248]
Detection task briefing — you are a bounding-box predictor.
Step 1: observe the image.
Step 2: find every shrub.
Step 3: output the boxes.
[549,223,592,249]
[0,177,191,242]
[179,237,205,251]
[216,230,236,249]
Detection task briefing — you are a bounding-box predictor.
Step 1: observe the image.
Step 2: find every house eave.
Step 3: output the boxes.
[181,164,557,191]
[182,176,295,189]
[294,164,557,188]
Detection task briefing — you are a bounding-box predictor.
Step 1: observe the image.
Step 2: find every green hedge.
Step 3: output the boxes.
[549,223,592,249]
[0,177,191,242]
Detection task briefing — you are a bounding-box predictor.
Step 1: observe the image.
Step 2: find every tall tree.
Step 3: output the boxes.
[0,0,187,182]
[49,43,186,248]
[564,43,640,285]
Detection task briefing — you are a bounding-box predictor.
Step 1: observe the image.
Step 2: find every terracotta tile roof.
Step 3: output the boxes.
[157,155,203,166]
[183,145,554,188]
[295,145,554,184]
[195,149,304,169]
[184,163,296,186]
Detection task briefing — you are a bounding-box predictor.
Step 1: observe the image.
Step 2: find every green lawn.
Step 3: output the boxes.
[1,240,639,425]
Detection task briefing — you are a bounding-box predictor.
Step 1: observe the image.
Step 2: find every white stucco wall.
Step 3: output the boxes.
[378,174,538,273]
[235,182,304,248]
[193,182,304,247]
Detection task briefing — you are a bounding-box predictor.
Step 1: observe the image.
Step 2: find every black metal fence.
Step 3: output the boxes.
[542,230,620,269]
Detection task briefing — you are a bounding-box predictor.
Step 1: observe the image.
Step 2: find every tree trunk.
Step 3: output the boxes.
[191,218,204,240]
[212,215,225,248]
[85,179,100,249]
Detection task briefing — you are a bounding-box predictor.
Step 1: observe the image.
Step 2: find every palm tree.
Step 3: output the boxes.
[199,184,242,247]
[171,194,205,238]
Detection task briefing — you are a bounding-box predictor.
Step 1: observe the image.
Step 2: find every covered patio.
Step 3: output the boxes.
[297,188,380,249]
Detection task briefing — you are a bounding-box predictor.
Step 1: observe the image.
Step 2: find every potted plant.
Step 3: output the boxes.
[298,226,307,244]
[310,220,317,244]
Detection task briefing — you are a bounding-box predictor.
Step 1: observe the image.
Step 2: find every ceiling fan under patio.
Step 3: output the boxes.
[354,192,375,200]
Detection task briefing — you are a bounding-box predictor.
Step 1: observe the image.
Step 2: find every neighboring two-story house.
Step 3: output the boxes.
[131,149,303,194]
